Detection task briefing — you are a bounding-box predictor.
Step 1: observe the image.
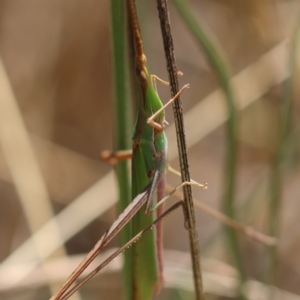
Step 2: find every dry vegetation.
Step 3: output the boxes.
[0,1,300,299]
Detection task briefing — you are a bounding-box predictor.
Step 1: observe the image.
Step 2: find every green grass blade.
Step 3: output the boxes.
[110,1,132,299]
[265,18,300,285]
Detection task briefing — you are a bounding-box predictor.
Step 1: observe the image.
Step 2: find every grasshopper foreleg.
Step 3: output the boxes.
[147,84,190,131]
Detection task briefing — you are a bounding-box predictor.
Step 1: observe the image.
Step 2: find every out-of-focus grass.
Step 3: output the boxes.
[265,17,300,286]
[171,1,245,298]
[0,1,300,299]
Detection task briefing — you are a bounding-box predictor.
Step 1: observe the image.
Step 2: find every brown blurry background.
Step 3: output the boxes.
[0,0,300,299]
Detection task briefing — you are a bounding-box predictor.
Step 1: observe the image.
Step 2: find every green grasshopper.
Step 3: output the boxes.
[50,0,191,299]
[128,0,172,298]
[122,1,193,298]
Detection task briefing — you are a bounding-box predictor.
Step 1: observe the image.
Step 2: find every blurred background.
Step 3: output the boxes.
[1,0,300,299]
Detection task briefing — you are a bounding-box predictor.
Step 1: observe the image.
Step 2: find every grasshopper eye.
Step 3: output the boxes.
[136,66,147,84]
[140,70,147,80]
[142,54,147,64]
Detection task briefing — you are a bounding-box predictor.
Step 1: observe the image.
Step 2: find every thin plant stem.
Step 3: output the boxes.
[156,1,205,299]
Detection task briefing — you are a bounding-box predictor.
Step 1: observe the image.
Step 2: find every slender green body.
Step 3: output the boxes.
[131,66,167,299]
